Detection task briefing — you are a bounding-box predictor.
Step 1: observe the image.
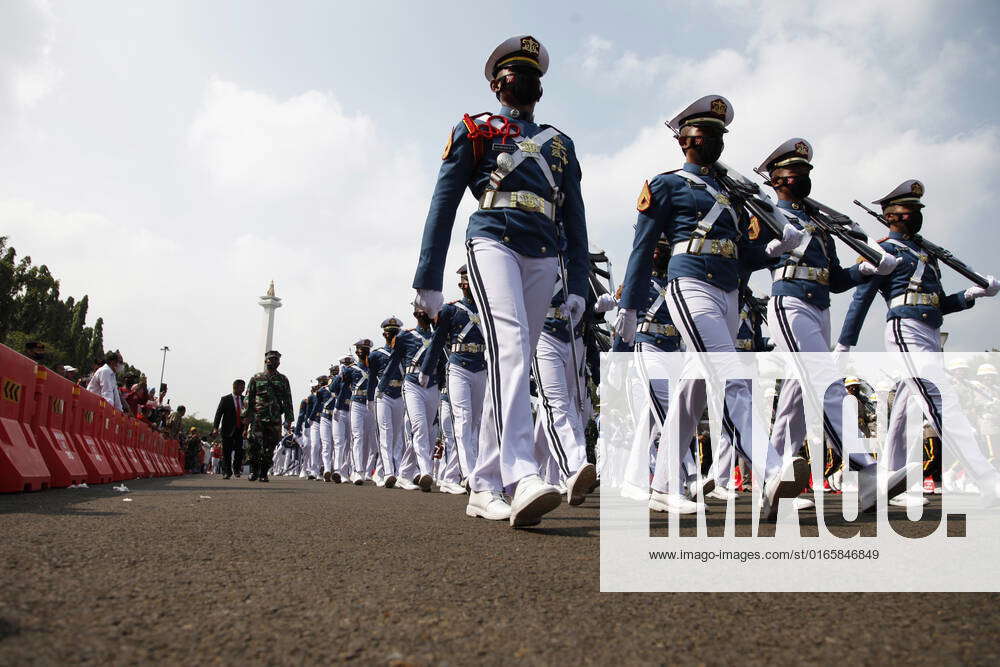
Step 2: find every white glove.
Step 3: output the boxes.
[613,308,638,345]
[332,411,341,423]
[834,343,851,352]
[414,289,444,319]
[595,293,618,314]
[860,252,898,276]
[418,372,431,388]
[965,275,1000,300]
[565,294,586,324]
[765,224,805,258]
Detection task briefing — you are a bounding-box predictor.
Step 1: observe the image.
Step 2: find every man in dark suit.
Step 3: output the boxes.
[213,379,246,479]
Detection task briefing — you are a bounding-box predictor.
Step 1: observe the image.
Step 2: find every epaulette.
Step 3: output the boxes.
[877,236,889,243]
[540,123,568,137]
[460,112,491,163]
[659,169,681,176]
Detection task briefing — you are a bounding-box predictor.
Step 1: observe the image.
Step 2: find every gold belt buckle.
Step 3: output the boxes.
[513,191,543,213]
[687,237,705,254]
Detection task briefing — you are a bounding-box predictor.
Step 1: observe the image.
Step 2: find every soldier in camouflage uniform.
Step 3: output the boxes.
[243,350,294,482]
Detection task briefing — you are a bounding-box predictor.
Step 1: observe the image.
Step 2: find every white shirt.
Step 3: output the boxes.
[86,364,123,411]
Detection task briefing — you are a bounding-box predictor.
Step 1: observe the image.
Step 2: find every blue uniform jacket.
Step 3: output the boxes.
[369,345,402,400]
[838,231,974,345]
[328,374,351,412]
[420,298,486,375]
[620,163,772,310]
[303,393,320,424]
[768,200,863,310]
[338,362,374,405]
[634,271,682,352]
[294,398,308,436]
[412,106,589,298]
[314,386,332,419]
[378,328,437,390]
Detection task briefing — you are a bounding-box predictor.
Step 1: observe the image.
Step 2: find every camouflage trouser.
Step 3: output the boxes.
[246,422,283,472]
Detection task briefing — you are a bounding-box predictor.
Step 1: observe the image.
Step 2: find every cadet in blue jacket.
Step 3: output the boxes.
[757,138,912,514]
[837,179,1000,502]
[410,35,589,527]
[419,266,485,488]
[330,357,354,484]
[339,340,378,486]
[372,317,415,489]
[615,94,807,518]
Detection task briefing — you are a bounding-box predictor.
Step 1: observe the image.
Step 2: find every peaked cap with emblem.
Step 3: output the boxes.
[339,355,354,364]
[873,179,925,208]
[758,137,813,175]
[354,338,373,349]
[485,35,549,81]
[666,94,734,134]
[380,316,403,330]
[264,350,281,359]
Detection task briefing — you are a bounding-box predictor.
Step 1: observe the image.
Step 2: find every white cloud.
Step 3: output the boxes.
[0,0,59,113]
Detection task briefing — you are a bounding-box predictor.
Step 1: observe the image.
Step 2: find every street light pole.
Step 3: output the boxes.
[158,346,170,404]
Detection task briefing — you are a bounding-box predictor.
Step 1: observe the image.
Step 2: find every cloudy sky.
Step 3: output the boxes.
[1,0,998,420]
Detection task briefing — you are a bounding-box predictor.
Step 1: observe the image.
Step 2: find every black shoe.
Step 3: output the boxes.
[235,473,241,478]
[223,474,232,480]
[259,474,269,483]
[249,472,258,481]
[332,472,341,483]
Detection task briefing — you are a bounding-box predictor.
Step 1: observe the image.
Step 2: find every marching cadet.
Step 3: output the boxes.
[837,179,1000,503]
[410,35,589,527]
[306,376,329,480]
[614,95,809,517]
[532,264,597,506]
[338,340,378,486]
[330,356,355,483]
[297,385,317,479]
[379,308,440,491]
[371,317,416,490]
[319,365,339,482]
[436,365,466,494]
[242,350,294,483]
[757,138,909,513]
[419,266,486,487]
[976,364,1000,468]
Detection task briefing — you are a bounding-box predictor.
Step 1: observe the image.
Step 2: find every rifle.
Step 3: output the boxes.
[713,161,790,239]
[747,167,885,265]
[853,200,990,289]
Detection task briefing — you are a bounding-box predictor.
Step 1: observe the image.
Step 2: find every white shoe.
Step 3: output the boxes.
[567,463,597,506]
[466,490,511,521]
[439,482,466,495]
[857,462,920,513]
[706,488,736,502]
[889,492,929,507]
[762,457,810,521]
[397,478,419,490]
[509,475,561,527]
[417,474,433,492]
[620,482,651,502]
[349,472,361,484]
[793,497,815,511]
[372,474,383,486]
[556,481,568,495]
[649,490,704,514]
[686,475,715,500]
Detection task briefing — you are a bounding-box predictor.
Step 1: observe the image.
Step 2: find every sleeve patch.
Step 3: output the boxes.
[748,215,761,241]
[441,129,454,160]
[637,180,652,212]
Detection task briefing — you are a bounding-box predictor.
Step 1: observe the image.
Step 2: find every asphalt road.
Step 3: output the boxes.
[1,475,997,665]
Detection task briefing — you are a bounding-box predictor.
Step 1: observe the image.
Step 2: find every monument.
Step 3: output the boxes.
[258,281,282,366]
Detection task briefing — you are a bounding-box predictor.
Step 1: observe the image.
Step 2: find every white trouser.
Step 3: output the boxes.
[654,277,769,494]
[332,408,352,478]
[319,416,334,473]
[447,364,486,479]
[350,401,375,479]
[403,379,440,477]
[438,399,462,484]
[532,331,588,479]
[884,318,998,485]
[767,295,872,479]
[309,421,322,475]
[398,412,418,481]
[627,342,698,494]
[366,403,381,477]
[375,394,404,478]
[298,430,310,478]
[465,237,559,492]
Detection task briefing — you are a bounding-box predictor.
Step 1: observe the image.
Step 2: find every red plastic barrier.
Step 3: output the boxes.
[0,345,51,492]
[96,400,135,480]
[30,367,88,488]
[137,422,163,476]
[130,419,153,477]
[151,432,170,476]
[119,413,147,478]
[68,385,113,484]
[168,439,184,474]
